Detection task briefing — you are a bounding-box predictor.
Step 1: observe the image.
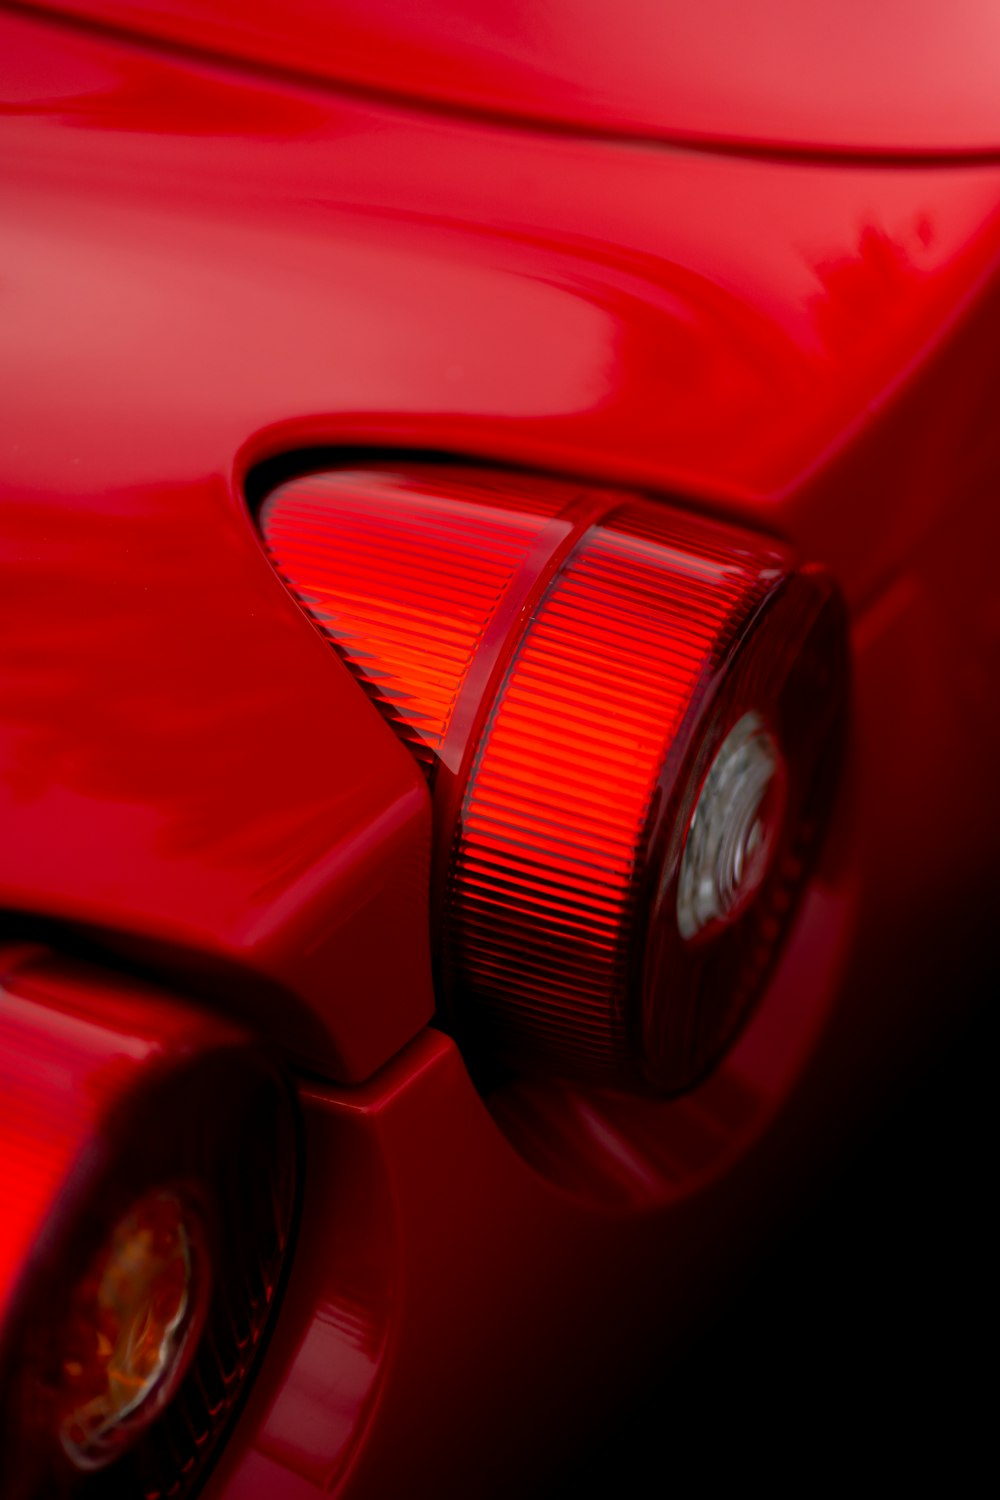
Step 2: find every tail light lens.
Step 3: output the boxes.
[0,947,297,1500]
[260,464,847,1092]
[55,1187,212,1473]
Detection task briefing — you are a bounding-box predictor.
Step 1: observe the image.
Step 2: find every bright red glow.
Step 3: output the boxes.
[446,508,779,1073]
[261,470,566,775]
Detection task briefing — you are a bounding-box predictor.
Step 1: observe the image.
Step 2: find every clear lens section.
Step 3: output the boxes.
[56,1188,210,1472]
[677,711,785,941]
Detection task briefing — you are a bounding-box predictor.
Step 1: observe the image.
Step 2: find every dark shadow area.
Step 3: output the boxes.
[548,970,994,1491]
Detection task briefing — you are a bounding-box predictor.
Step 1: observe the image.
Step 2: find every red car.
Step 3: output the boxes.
[2,4,997,1496]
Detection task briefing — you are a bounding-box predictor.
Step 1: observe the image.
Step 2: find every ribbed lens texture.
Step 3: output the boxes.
[444,508,775,1070]
[256,465,845,1092]
[261,471,562,775]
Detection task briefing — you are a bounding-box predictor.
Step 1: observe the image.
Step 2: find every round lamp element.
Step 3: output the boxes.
[57,1188,210,1473]
[676,712,786,942]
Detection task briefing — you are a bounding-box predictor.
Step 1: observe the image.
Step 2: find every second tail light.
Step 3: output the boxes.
[0,947,297,1500]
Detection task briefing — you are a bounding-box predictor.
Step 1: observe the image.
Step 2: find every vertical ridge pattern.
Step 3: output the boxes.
[261,471,562,775]
[444,507,776,1067]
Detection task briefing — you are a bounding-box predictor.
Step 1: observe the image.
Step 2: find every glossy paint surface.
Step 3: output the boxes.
[20,0,1000,156]
[4,12,1000,581]
[2,5,1000,1496]
[261,470,569,777]
[1,12,439,1080]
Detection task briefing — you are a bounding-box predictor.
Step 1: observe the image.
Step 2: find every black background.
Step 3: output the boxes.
[548,980,993,1493]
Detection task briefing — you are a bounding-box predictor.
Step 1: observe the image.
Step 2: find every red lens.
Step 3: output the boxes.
[260,465,847,1092]
[259,467,571,775]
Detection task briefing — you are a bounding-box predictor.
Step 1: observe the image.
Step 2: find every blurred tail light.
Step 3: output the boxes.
[260,464,847,1092]
[0,947,297,1499]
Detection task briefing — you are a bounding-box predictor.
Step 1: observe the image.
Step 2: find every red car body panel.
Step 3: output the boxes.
[1,4,998,1495]
[20,0,1000,156]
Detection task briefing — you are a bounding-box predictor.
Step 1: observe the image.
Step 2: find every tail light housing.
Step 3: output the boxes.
[260,463,847,1093]
[0,947,297,1500]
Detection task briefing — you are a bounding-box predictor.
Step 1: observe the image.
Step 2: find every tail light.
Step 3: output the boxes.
[0,947,297,1500]
[260,464,847,1093]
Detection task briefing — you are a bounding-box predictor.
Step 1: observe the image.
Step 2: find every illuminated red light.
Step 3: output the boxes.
[261,465,847,1092]
[260,468,569,774]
